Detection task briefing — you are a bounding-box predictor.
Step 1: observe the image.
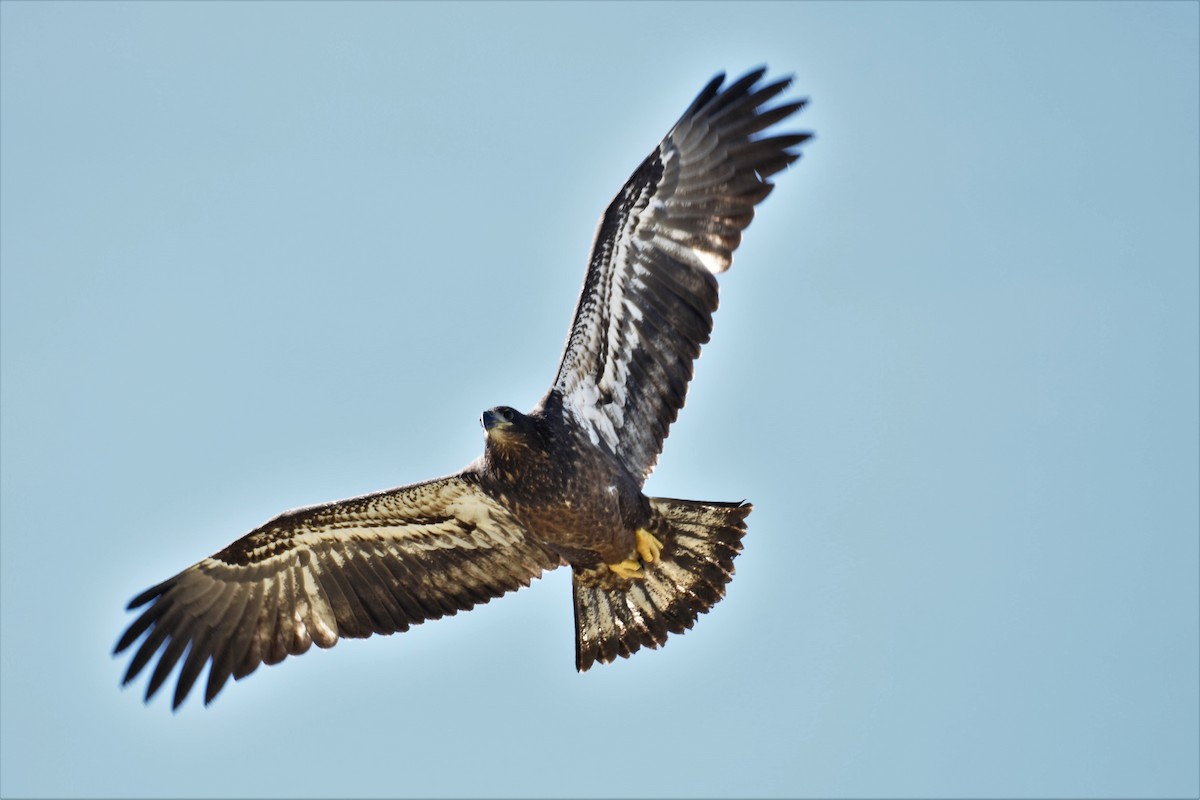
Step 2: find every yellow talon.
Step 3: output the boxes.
[607,529,663,579]
[608,557,643,579]
[636,528,663,564]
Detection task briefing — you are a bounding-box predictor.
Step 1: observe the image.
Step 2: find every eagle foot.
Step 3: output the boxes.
[636,528,663,564]
[607,557,643,580]
[606,529,664,580]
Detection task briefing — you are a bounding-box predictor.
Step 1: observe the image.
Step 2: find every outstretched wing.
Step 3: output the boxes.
[549,68,810,480]
[114,472,560,708]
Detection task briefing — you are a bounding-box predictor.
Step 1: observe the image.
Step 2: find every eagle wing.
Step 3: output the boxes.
[114,472,560,708]
[549,68,810,480]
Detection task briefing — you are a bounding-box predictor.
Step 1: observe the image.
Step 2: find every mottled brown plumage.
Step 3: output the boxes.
[478,396,648,566]
[115,67,810,708]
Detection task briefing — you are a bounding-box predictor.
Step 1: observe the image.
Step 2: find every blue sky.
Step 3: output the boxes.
[1,2,1197,798]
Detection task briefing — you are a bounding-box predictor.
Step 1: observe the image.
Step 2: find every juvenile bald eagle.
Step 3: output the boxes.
[115,67,810,708]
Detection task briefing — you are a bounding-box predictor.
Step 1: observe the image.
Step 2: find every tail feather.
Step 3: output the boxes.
[572,498,750,671]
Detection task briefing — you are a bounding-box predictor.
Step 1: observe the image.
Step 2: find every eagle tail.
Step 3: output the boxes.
[571,498,750,671]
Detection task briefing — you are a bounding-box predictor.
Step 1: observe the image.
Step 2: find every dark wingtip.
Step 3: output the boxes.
[126,579,169,611]
[114,622,144,657]
[114,610,152,656]
[686,72,728,117]
[708,68,769,113]
[737,64,769,86]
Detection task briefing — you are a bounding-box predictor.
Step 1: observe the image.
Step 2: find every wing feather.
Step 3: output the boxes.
[205,583,257,703]
[549,68,810,479]
[114,472,560,708]
[233,584,268,680]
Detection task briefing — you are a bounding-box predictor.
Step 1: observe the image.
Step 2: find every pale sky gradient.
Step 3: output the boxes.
[2,2,1197,798]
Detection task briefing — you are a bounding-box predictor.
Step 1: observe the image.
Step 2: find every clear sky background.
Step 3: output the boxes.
[1,2,1197,798]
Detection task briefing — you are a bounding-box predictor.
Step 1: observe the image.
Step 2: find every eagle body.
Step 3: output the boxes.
[477,395,650,567]
[115,67,811,708]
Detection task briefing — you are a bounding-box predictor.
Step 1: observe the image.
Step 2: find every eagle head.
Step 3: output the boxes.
[482,406,525,442]
[481,406,554,467]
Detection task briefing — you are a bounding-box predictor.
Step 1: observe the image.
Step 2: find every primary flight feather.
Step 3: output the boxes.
[115,67,811,708]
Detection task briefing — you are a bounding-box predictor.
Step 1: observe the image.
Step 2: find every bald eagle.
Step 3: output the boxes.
[115,67,811,708]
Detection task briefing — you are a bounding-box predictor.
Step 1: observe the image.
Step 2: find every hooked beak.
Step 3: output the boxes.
[482,409,513,432]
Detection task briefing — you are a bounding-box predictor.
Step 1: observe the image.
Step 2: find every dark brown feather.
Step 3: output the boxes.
[114,474,559,707]
[551,69,809,480]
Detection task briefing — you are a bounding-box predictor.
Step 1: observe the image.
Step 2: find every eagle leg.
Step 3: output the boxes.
[606,528,663,579]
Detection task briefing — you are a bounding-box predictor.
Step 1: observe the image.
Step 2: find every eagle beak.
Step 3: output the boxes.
[482,410,513,432]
